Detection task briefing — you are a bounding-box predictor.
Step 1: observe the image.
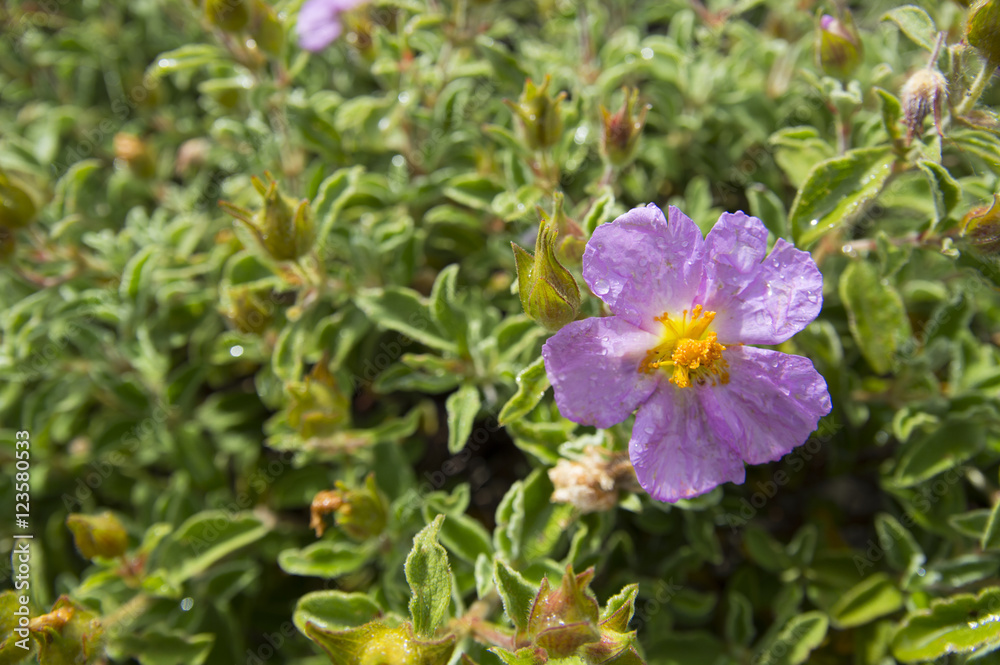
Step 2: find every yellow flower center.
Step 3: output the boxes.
[639,305,730,388]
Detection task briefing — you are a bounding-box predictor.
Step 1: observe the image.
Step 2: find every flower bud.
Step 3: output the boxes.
[901,68,948,143]
[205,0,251,32]
[66,512,129,560]
[600,87,649,168]
[0,178,37,229]
[305,621,455,665]
[505,75,566,150]
[113,133,156,179]
[251,0,284,55]
[223,285,274,334]
[963,194,1000,255]
[817,12,863,80]
[527,567,601,658]
[967,0,1000,65]
[220,174,315,261]
[549,447,639,514]
[286,356,351,439]
[512,213,581,331]
[310,474,388,540]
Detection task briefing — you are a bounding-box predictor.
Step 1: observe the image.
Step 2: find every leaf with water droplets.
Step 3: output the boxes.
[499,357,550,425]
[892,588,1000,662]
[789,147,897,247]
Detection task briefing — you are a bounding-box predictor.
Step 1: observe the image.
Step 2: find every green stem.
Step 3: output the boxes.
[955,58,998,117]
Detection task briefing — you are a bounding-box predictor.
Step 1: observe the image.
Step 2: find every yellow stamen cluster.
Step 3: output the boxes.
[639,306,730,388]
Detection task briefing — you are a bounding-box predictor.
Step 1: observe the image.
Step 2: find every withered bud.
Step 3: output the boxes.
[548,447,639,514]
[901,68,948,144]
[963,194,1000,255]
[113,133,156,179]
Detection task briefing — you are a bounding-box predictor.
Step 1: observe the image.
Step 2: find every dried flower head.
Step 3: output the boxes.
[549,447,639,513]
[901,67,948,144]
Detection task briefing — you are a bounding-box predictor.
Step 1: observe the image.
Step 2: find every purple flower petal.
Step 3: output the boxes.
[297,0,367,52]
[699,213,823,345]
[629,383,746,502]
[706,346,831,465]
[542,316,659,428]
[583,204,705,332]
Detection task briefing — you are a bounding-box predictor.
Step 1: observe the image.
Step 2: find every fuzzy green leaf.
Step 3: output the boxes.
[406,515,453,638]
[839,261,911,374]
[892,588,1000,662]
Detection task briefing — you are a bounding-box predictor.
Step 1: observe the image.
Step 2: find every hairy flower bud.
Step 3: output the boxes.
[506,75,567,150]
[901,68,948,143]
[66,512,129,560]
[967,0,1000,65]
[963,195,1000,255]
[223,285,275,334]
[512,212,581,331]
[817,12,863,80]
[220,174,315,261]
[600,87,650,168]
[205,0,251,32]
[286,358,351,439]
[310,474,388,540]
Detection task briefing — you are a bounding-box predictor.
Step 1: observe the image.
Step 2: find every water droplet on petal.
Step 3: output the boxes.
[593,278,610,295]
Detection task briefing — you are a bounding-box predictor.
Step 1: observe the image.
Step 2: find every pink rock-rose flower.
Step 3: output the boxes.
[542,204,832,502]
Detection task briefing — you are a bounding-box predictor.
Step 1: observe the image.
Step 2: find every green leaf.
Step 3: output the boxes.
[743,526,793,574]
[406,515,453,638]
[874,514,925,573]
[278,541,373,579]
[839,261,911,374]
[292,591,382,634]
[116,631,214,665]
[145,45,230,78]
[789,147,896,247]
[498,357,550,425]
[429,264,468,351]
[494,560,537,633]
[746,183,788,239]
[881,6,938,52]
[829,573,904,628]
[355,287,457,354]
[754,611,829,665]
[153,511,268,584]
[443,174,505,213]
[950,509,992,538]
[725,591,756,647]
[892,420,984,487]
[875,88,903,144]
[982,500,1000,551]
[892,588,1000,662]
[422,505,493,564]
[583,190,617,235]
[446,383,480,454]
[120,246,158,300]
[314,166,363,243]
[916,159,961,229]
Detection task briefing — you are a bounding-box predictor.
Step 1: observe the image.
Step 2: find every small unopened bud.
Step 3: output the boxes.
[220,174,315,261]
[505,75,566,151]
[967,0,1000,65]
[963,194,1000,255]
[66,512,129,560]
[512,212,581,331]
[549,447,639,514]
[600,87,650,168]
[310,474,388,540]
[817,12,863,80]
[287,356,351,439]
[205,0,251,32]
[901,68,948,144]
[113,133,156,179]
[223,285,274,334]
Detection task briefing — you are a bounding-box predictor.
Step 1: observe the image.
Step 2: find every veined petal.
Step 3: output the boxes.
[706,346,831,465]
[583,204,705,332]
[542,316,659,429]
[629,384,746,502]
[702,219,823,345]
